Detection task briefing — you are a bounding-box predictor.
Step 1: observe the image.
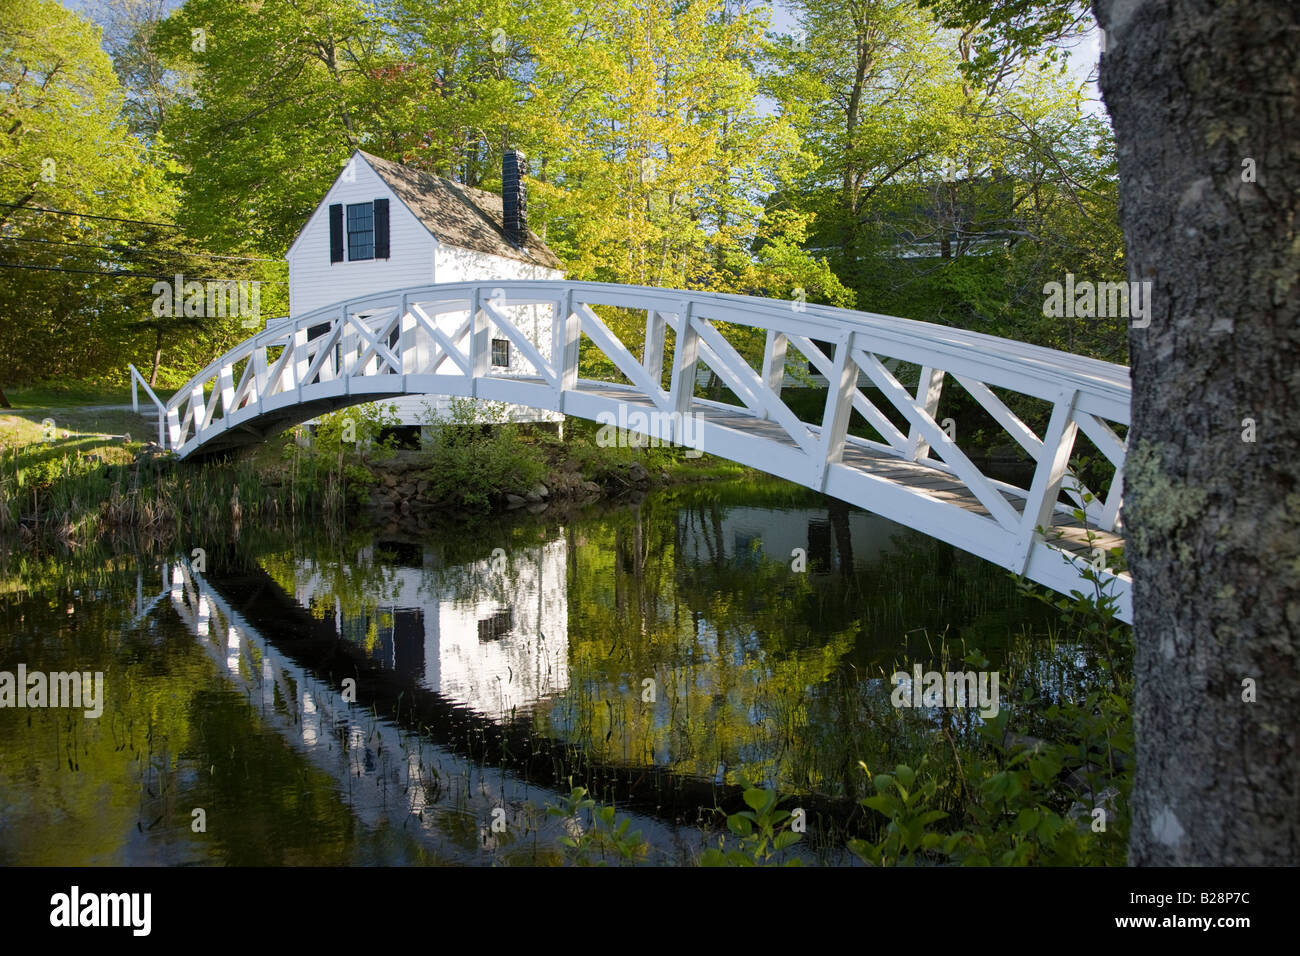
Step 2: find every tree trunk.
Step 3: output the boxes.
[149,328,163,387]
[0,386,10,409]
[1096,0,1299,865]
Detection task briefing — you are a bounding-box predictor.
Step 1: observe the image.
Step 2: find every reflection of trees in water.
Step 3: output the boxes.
[538,492,1051,798]
[536,497,857,792]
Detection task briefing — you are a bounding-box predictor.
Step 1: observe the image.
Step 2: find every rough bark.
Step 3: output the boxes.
[1096,0,1299,864]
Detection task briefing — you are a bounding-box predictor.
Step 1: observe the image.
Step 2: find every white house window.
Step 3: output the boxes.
[491,338,511,368]
[477,607,512,642]
[347,202,374,260]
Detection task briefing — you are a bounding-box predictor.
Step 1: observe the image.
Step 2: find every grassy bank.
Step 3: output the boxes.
[3,383,134,408]
[0,398,755,551]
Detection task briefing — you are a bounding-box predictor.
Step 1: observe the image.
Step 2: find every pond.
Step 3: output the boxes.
[0,478,1103,865]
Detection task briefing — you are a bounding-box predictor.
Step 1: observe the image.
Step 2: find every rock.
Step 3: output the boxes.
[383,450,428,474]
[525,483,549,502]
[628,462,648,483]
[660,471,670,482]
[417,480,431,496]
[505,494,526,509]
[383,474,398,488]
[136,442,168,462]
[581,481,602,495]
[526,502,548,514]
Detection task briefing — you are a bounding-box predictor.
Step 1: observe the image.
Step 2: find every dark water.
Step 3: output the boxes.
[0,480,1087,865]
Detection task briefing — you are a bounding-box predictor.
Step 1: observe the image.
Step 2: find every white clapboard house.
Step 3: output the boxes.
[286,148,565,427]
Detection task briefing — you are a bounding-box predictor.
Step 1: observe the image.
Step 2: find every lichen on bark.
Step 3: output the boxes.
[1123,439,1208,565]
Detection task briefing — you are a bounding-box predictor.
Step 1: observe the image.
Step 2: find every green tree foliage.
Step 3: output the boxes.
[0,0,279,392]
[0,0,178,392]
[420,397,548,510]
[101,0,192,141]
[770,0,1124,359]
[153,0,394,254]
[154,0,851,302]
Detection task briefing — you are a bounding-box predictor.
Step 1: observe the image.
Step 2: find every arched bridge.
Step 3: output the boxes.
[129,280,1132,621]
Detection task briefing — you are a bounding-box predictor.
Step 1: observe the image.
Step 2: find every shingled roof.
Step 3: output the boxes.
[357,150,563,271]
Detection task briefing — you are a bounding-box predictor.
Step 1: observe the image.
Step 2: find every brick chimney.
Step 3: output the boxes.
[502,149,528,248]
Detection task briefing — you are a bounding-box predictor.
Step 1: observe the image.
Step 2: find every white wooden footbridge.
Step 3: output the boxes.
[129,280,1131,620]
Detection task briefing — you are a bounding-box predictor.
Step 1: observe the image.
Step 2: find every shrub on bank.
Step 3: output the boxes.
[421,398,548,511]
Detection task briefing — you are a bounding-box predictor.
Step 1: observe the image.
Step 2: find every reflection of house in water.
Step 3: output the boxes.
[677,505,903,574]
[290,538,569,720]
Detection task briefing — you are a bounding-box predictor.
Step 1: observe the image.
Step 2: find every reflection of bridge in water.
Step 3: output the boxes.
[141,555,696,863]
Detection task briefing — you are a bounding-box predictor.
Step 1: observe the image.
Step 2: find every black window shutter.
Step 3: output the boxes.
[373,198,390,259]
[328,204,344,263]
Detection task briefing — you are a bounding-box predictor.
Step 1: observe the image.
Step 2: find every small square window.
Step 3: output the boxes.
[347,202,374,261]
[491,338,511,368]
[478,607,512,642]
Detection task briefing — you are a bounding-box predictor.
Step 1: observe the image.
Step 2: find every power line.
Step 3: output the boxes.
[0,201,179,230]
[0,260,287,284]
[0,234,285,264]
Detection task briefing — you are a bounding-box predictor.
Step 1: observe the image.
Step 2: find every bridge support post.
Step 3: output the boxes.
[643,310,666,387]
[763,330,788,394]
[337,307,356,382]
[1014,388,1080,573]
[469,287,491,396]
[553,291,580,403]
[907,367,945,461]
[189,383,204,438]
[252,345,267,404]
[399,296,418,377]
[813,332,858,490]
[166,406,181,449]
[668,302,700,440]
[291,327,310,399]
[218,363,235,423]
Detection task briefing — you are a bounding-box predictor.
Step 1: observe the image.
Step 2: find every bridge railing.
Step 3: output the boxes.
[128,363,168,447]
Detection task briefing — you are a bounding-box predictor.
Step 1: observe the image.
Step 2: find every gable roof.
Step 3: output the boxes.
[356,150,563,271]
